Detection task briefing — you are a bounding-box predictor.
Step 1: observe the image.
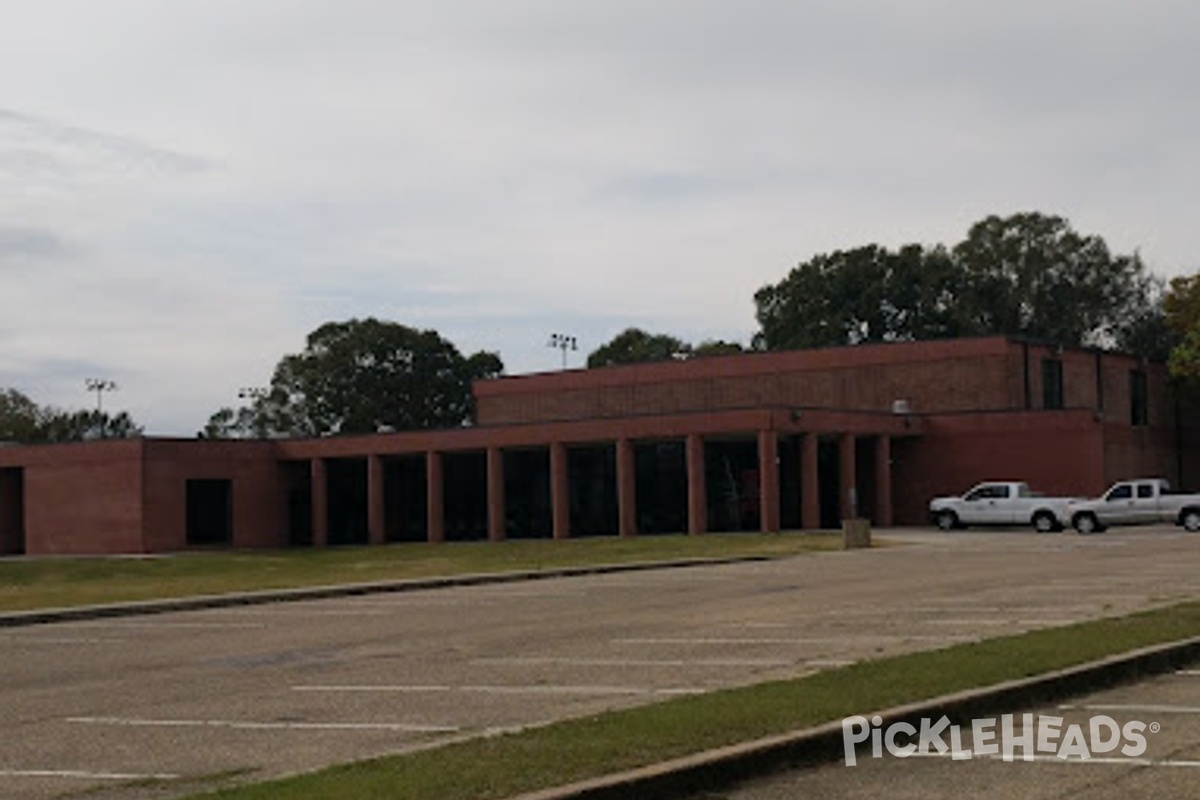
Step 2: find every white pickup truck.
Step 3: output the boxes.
[1068,479,1200,533]
[928,482,1075,533]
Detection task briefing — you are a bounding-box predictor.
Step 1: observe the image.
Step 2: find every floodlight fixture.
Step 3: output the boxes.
[547,333,578,369]
[84,378,118,414]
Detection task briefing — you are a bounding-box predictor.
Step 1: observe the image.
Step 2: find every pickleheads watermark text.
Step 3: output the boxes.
[842,714,1153,766]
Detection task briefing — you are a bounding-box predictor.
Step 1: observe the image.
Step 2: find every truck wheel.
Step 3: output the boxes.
[1182,509,1200,533]
[1032,512,1059,533]
[1074,513,1101,534]
[936,511,959,531]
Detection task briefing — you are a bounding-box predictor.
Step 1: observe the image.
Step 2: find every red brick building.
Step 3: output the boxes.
[0,337,1195,555]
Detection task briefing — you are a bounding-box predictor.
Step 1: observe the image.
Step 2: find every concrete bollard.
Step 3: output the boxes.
[842,518,871,549]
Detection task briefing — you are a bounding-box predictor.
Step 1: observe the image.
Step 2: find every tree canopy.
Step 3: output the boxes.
[586,328,744,368]
[203,318,503,438]
[1165,273,1200,380]
[754,212,1162,355]
[586,328,690,368]
[0,388,142,443]
[753,244,962,349]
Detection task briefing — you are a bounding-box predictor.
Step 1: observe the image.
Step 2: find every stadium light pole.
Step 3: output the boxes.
[548,333,577,370]
[84,378,117,439]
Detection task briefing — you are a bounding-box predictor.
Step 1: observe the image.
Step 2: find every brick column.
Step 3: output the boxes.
[367,455,385,545]
[758,430,780,533]
[487,447,506,542]
[686,434,707,535]
[310,458,328,547]
[839,434,857,520]
[550,442,570,539]
[874,435,893,528]
[426,451,444,543]
[616,438,637,537]
[800,434,820,530]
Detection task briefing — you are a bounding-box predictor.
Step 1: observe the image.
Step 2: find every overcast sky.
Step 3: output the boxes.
[2,1,1197,434]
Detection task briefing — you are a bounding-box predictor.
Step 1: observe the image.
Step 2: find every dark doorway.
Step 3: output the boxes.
[569,445,617,537]
[385,456,427,542]
[705,439,760,532]
[635,441,687,534]
[281,462,312,546]
[504,449,551,539]
[186,479,232,546]
[0,468,25,555]
[779,435,801,530]
[445,452,487,542]
[327,459,367,545]
[818,438,841,530]
[855,437,878,522]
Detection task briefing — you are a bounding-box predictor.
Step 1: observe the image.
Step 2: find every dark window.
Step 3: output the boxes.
[1042,359,1064,410]
[1107,485,1133,501]
[1137,484,1154,499]
[966,485,1008,501]
[1130,370,1148,426]
[186,479,232,546]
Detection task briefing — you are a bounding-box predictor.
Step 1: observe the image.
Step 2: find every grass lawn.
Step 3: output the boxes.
[185,600,1200,800]
[0,532,842,612]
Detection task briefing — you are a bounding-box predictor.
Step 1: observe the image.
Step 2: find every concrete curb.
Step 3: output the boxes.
[0,554,774,628]
[508,633,1200,800]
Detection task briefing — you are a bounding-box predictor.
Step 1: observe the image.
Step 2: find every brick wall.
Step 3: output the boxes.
[16,441,145,555]
[891,410,1107,526]
[142,439,286,551]
[476,338,1020,425]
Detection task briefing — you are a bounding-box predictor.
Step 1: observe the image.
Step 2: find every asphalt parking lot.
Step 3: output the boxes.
[708,667,1200,799]
[2,526,1199,799]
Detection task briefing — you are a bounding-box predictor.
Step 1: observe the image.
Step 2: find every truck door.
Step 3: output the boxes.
[1099,483,1136,525]
[1007,484,1034,525]
[1132,482,1160,524]
[963,484,1008,524]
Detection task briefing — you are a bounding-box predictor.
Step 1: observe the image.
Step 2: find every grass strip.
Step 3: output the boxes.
[0,533,841,612]
[186,600,1200,800]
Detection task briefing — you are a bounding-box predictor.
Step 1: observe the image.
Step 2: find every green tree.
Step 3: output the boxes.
[1165,273,1200,379]
[587,328,691,367]
[37,409,142,442]
[0,389,142,443]
[692,339,745,358]
[200,406,263,440]
[1112,278,1177,361]
[0,389,44,442]
[203,318,503,437]
[753,244,963,350]
[754,212,1159,353]
[953,212,1153,347]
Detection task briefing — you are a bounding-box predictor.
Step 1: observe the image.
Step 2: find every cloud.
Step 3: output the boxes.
[0,108,211,177]
[0,225,68,260]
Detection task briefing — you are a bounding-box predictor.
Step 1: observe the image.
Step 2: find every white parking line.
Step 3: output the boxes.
[1176,670,1200,676]
[476,657,795,667]
[67,716,458,733]
[0,768,181,781]
[228,609,396,617]
[615,635,974,645]
[0,636,130,645]
[1060,703,1200,715]
[71,621,268,630]
[292,684,705,696]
